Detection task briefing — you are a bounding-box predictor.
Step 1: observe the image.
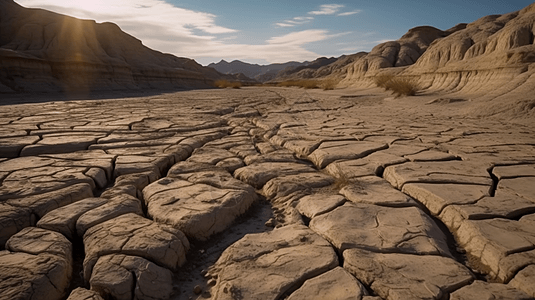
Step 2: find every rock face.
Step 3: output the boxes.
[0,0,231,93]
[341,3,535,118]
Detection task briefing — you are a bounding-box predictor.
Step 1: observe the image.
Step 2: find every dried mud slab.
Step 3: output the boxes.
[286,267,368,300]
[340,176,417,207]
[0,227,73,300]
[66,288,104,300]
[90,254,174,300]
[344,249,474,300]
[82,213,190,281]
[209,224,339,300]
[450,280,533,300]
[308,140,388,169]
[310,202,451,256]
[143,173,257,240]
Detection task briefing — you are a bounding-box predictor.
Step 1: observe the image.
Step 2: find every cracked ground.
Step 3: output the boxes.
[1,87,535,300]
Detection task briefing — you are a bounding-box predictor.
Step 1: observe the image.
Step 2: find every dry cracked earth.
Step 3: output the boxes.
[1,87,535,300]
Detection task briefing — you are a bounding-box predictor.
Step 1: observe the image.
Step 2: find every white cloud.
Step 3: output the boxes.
[275,16,314,28]
[338,10,362,16]
[14,0,356,64]
[309,4,344,15]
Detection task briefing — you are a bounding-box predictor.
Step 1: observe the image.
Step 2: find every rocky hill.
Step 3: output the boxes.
[340,3,535,118]
[270,53,367,82]
[208,60,306,82]
[0,0,233,94]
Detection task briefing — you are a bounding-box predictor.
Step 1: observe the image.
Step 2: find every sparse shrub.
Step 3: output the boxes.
[214,80,242,89]
[374,74,419,97]
[321,78,339,90]
[277,80,319,89]
[374,74,394,89]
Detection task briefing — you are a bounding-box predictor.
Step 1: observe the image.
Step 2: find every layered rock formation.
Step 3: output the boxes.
[0,0,231,93]
[340,3,535,117]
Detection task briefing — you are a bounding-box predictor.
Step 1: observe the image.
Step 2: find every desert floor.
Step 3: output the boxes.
[1,86,534,300]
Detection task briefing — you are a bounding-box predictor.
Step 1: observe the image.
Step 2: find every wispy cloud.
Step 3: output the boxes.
[15,0,367,64]
[309,4,344,15]
[275,16,314,28]
[338,10,362,16]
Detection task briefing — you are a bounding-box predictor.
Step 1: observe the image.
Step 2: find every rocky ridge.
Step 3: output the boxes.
[0,0,235,94]
[1,86,534,299]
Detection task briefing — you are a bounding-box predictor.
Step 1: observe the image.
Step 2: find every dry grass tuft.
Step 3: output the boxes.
[320,78,339,90]
[277,80,319,89]
[214,80,242,89]
[374,74,419,97]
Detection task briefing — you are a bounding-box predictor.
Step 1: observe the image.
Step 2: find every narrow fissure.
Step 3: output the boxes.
[488,167,499,197]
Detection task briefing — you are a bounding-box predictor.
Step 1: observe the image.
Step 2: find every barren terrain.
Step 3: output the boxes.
[1,86,534,300]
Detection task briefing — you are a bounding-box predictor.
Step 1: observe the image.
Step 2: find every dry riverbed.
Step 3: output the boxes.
[1,87,534,300]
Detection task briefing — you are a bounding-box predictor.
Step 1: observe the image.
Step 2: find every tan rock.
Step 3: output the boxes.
[310,202,451,256]
[325,152,408,179]
[76,194,143,237]
[344,249,474,300]
[0,204,34,249]
[143,177,257,240]
[404,150,458,162]
[509,265,535,298]
[66,288,104,300]
[90,254,174,300]
[37,197,109,239]
[215,157,244,172]
[493,164,535,180]
[340,176,417,207]
[450,280,533,300]
[308,140,388,169]
[210,224,339,300]
[402,183,492,215]
[83,213,189,281]
[263,172,334,199]
[287,267,368,300]
[234,162,316,189]
[0,135,40,158]
[5,183,93,218]
[0,227,72,300]
[455,218,535,281]
[384,161,493,189]
[20,134,101,156]
[187,147,236,165]
[497,177,535,202]
[296,194,346,219]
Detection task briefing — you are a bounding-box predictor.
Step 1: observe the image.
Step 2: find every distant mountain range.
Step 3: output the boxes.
[208,60,305,82]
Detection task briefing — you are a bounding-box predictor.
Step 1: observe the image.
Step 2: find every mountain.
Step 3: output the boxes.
[0,0,234,94]
[208,60,306,82]
[269,53,367,82]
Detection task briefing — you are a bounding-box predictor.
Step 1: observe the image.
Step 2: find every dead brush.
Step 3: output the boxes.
[320,78,339,90]
[374,74,420,97]
[277,80,319,89]
[214,80,242,89]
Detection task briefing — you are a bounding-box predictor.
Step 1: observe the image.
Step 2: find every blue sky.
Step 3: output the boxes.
[16,0,535,65]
